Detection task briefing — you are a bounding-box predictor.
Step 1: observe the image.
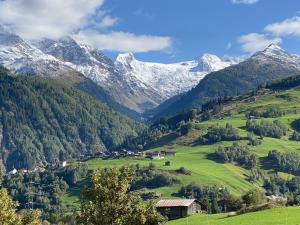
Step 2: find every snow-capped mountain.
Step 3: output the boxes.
[152,43,300,119]
[34,36,241,112]
[33,37,116,83]
[34,37,163,113]
[0,27,78,78]
[251,43,300,69]
[114,53,241,99]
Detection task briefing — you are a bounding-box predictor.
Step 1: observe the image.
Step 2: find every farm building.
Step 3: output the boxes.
[151,152,164,160]
[156,199,202,220]
[161,150,176,156]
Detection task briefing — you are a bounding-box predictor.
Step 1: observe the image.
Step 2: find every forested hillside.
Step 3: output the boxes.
[153,46,300,118]
[0,67,145,170]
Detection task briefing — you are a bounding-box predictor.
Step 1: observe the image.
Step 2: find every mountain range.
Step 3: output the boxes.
[1,28,300,120]
[0,27,240,114]
[152,44,300,118]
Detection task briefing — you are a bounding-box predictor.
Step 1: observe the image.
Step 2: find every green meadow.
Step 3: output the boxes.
[166,207,300,225]
[62,87,300,222]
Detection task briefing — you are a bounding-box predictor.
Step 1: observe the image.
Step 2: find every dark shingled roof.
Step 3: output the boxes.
[156,199,196,207]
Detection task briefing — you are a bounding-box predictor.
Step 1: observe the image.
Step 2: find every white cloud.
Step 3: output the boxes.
[0,0,104,40]
[0,0,172,53]
[231,0,259,4]
[73,30,172,53]
[265,16,300,37]
[97,15,119,29]
[238,33,281,53]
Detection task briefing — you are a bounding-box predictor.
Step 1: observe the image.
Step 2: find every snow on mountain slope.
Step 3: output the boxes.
[34,37,163,113]
[252,44,300,69]
[34,37,115,83]
[0,27,242,113]
[0,27,78,78]
[114,53,240,99]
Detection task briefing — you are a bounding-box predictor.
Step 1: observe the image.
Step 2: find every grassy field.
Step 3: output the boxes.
[86,144,254,196]
[166,207,300,225]
[62,87,300,207]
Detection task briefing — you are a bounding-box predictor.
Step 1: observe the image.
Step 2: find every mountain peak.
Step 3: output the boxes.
[263,43,284,52]
[199,53,222,63]
[116,53,135,64]
[251,43,289,59]
[192,53,233,72]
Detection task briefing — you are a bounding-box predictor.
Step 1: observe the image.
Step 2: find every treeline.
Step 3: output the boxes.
[199,123,240,144]
[246,106,285,119]
[123,110,197,150]
[178,184,232,213]
[266,150,300,175]
[266,74,300,90]
[2,163,88,222]
[0,69,144,170]
[264,176,300,205]
[246,120,287,138]
[131,163,180,190]
[214,143,258,169]
[178,184,268,214]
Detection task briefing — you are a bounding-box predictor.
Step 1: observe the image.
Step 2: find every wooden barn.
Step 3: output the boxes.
[156,199,202,220]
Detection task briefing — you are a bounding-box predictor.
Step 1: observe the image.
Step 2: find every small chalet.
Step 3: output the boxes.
[161,149,176,156]
[151,152,164,160]
[156,199,202,220]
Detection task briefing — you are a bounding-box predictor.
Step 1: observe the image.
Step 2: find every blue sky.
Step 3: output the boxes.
[101,0,300,62]
[0,0,299,63]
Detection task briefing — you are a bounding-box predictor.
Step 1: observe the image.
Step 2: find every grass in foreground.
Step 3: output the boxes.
[166,207,300,225]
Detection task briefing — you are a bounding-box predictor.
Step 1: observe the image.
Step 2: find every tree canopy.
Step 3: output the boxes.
[76,167,166,225]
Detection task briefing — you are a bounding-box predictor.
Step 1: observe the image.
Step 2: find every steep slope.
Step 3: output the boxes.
[0,67,144,170]
[35,37,240,113]
[0,29,139,119]
[0,28,241,114]
[154,44,300,118]
[35,37,163,113]
[0,27,80,82]
[114,53,240,100]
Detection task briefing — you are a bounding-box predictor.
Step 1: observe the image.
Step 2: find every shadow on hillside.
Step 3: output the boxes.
[149,133,179,148]
[206,153,224,163]
[260,157,278,171]
[291,119,300,132]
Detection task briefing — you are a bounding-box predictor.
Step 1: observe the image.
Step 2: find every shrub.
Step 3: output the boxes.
[215,143,258,169]
[176,167,192,175]
[246,120,287,138]
[200,123,240,144]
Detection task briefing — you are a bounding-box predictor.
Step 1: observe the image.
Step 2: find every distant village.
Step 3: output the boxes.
[7,148,177,175]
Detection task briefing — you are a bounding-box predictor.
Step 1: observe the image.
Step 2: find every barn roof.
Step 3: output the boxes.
[156,199,197,207]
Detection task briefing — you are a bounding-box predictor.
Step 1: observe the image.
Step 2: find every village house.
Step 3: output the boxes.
[151,152,164,160]
[161,149,176,156]
[156,199,202,220]
[60,161,68,168]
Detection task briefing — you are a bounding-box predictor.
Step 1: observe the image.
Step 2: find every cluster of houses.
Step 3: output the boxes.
[86,149,177,160]
[6,149,177,175]
[145,149,176,160]
[8,160,68,175]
